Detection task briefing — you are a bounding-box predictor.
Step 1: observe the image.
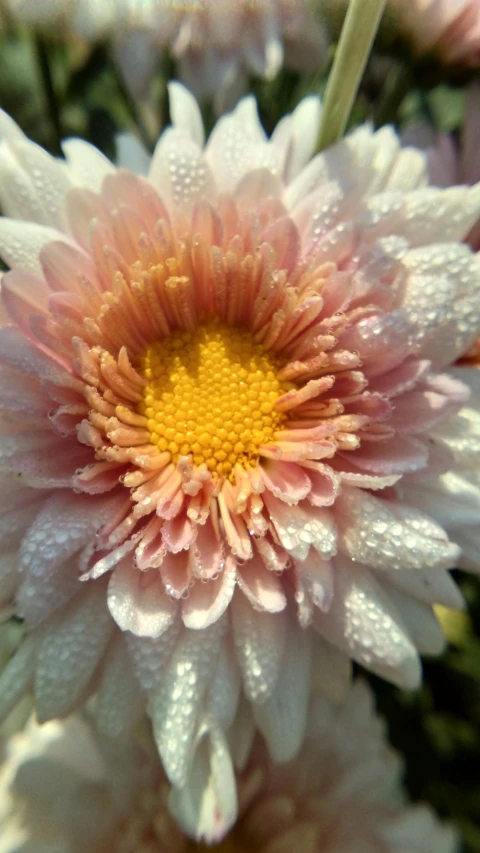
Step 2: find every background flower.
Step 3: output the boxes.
[5,0,329,110]
[388,0,480,67]
[0,682,458,850]
[0,81,480,836]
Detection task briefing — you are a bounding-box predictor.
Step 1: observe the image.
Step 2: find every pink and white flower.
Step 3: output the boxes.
[389,0,480,66]
[0,683,458,850]
[0,83,480,828]
[110,0,329,102]
[6,0,329,106]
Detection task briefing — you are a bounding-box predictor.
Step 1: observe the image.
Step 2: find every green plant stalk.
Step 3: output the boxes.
[34,37,62,154]
[374,61,413,128]
[317,0,387,151]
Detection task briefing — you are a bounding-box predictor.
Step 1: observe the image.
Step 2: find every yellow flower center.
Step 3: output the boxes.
[137,321,289,479]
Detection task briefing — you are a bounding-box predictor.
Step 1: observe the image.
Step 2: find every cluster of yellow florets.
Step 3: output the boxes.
[137,321,288,478]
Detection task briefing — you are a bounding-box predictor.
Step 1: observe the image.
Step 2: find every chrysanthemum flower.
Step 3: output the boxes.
[6,0,329,105]
[389,0,480,66]
[110,0,329,102]
[0,683,458,850]
[0,82,480,831]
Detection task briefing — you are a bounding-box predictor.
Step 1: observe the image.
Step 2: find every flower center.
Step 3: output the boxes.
[137,321,289,479]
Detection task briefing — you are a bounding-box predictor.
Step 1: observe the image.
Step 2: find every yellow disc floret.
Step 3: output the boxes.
[137,321,289,479]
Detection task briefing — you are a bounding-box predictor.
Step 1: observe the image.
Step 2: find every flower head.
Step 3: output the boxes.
[0,82,480,831]
[389,0,480,66]
[6,0,329,104]
[0,683,458,851]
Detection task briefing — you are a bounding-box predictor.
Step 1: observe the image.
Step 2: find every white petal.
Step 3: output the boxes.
[115,131,150,175]
[405,186,480,243]
[297,552,334,612]
[35,583,113,721]
[271,95,322,184]
[205,98,278,193]
[0,219,74,275]
[231,591,286,703]
[315,558,421,689]
[0,500,43,554]
[19,492,111,579]
[182,556,236,630]
[384,146,429,190]
[169,722,237,844]
[0,138,72,230]
[168,81,205,148]
[113,30,158,99]
[451,524,480,572]
[0,107,27,143]
[95,635,143,738]
[254,617,312,762]
[226,695,256,771]
[17,559,82,628]
[384,805,459,853]
[150,619,224,786]
[379,566,464,610]
[206,641,241,729]
[62,138,115,192]
[149,128,216,211]
[310,634,352,703]
[435,368,480,465]
[17,492,118,626]
[286,125,402,213]
[264,494,337,562]
[336,487,460,571]
[0,142,54,227]
[401,470,480,527]
[386,587,446,655]
[108,561,177,638]
[401,244,480,367]
[236,556,286,613]
[124,615,181,690]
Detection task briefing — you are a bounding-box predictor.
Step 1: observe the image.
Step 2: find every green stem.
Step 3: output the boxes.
[34,37,62,153]
[317,0,387,151]
[374,62,413,128]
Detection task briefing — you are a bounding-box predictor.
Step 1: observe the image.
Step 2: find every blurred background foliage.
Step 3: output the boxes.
[0,4,478,850]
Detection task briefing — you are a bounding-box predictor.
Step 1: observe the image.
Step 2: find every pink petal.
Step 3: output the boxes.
[260,460,311,504]
[339,434,428,475]
[160,550,192,599]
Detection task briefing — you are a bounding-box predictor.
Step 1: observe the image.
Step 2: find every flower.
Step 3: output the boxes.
[6,0,329,106]
[0,713,153,853]
[5,0,118,38]
[1,82,480,831]
[110,0,329,103]
[0,683,458,850]
[388,0,480,66]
